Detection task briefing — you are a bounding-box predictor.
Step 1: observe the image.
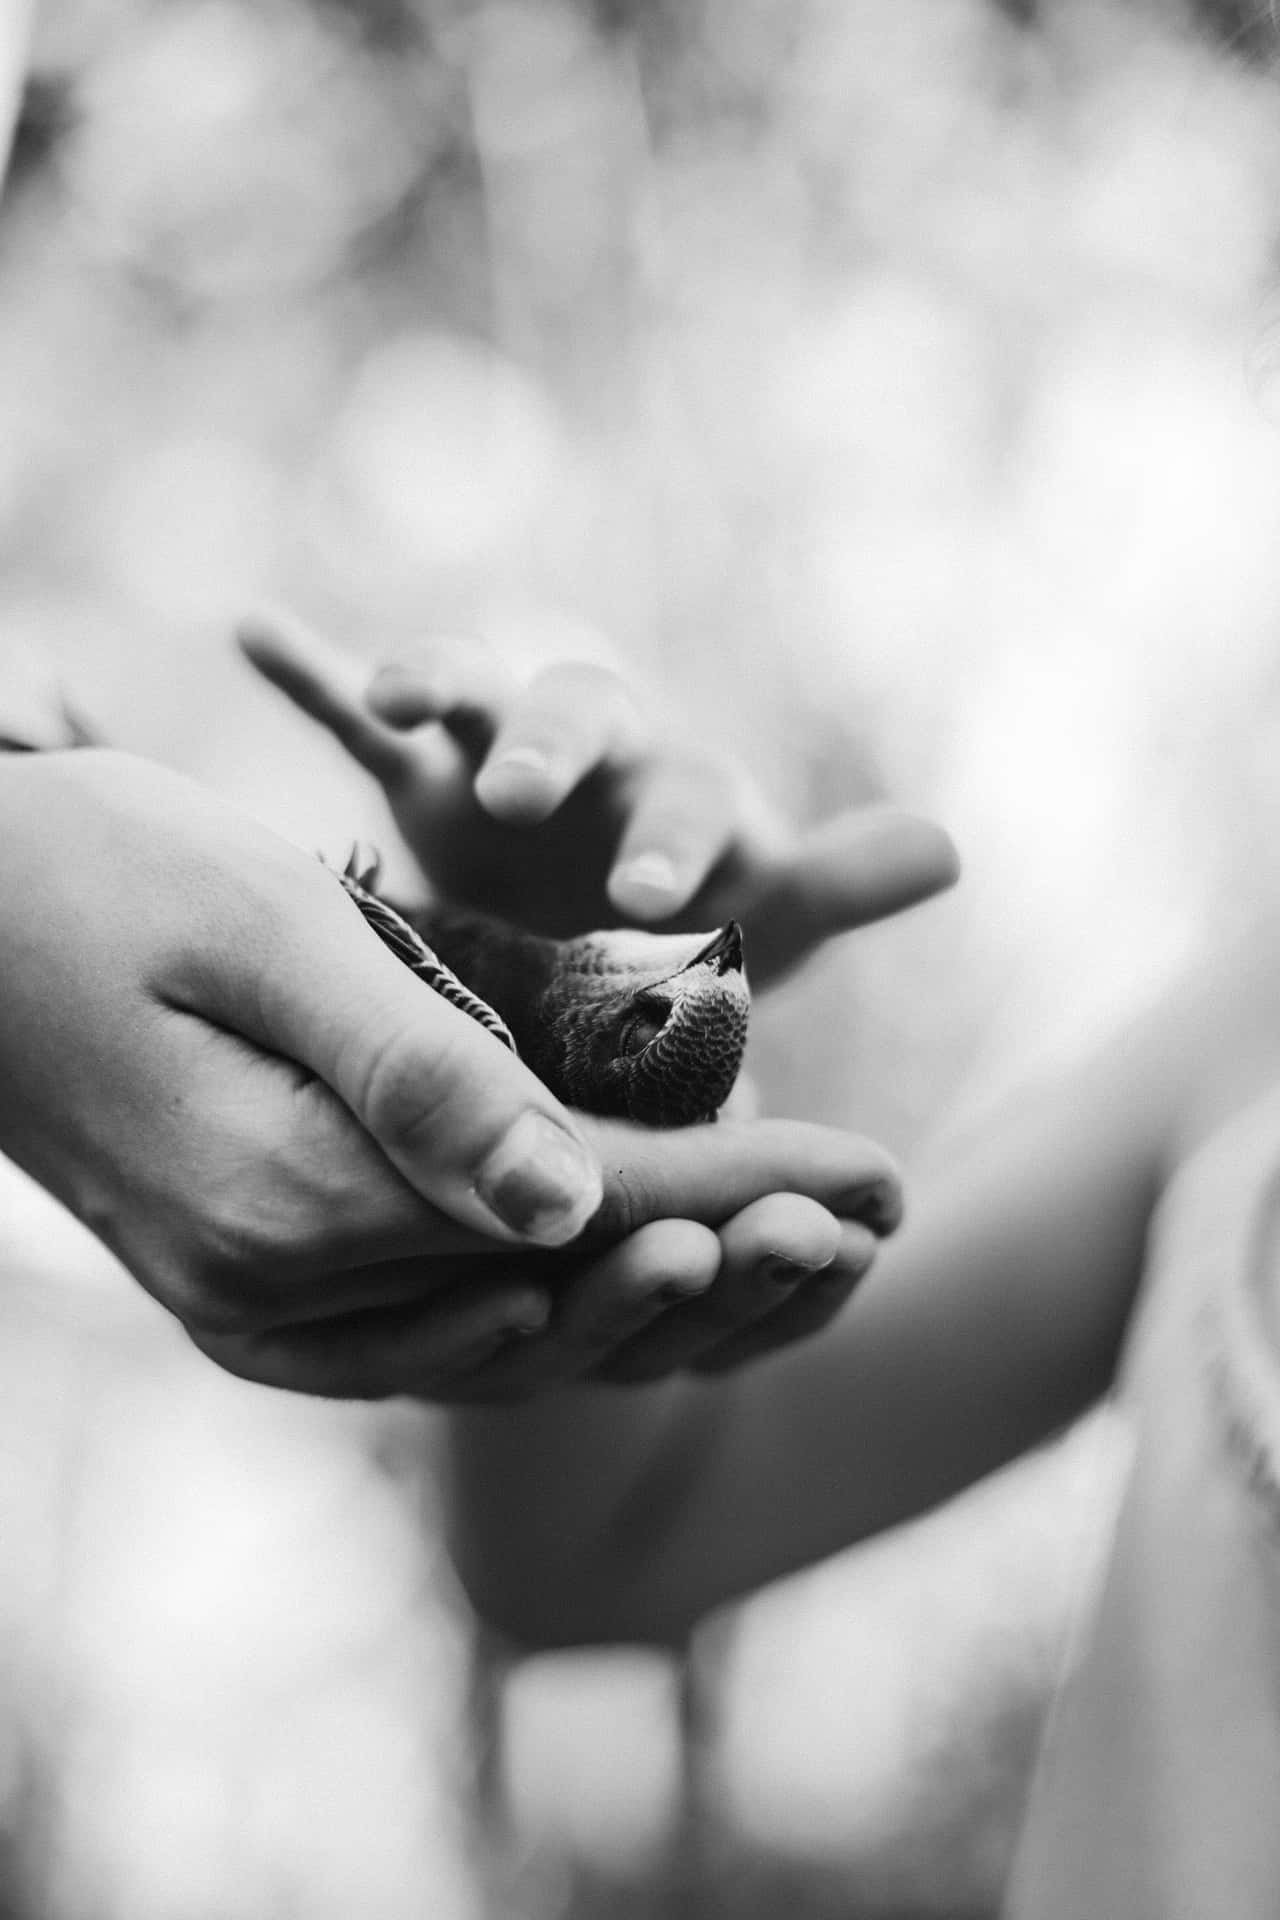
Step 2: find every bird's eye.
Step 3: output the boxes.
[620,997,669,1058]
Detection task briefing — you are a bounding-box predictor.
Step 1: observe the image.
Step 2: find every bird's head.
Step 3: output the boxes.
[534,922,750,1127]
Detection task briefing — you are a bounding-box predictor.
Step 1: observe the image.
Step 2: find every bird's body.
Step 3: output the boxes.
[336,853,750,1127]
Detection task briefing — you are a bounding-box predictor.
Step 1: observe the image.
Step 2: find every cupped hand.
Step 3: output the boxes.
[197,1113,901,1399]
[239,613,958,985]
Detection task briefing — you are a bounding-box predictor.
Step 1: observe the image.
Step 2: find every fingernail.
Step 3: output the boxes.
[655,1279,705,1306]
[477,1113,603,1247]
[612,852,680,908]
[503,1308,551,1341]
[476,747,557,806]
[762,1253,833,1288]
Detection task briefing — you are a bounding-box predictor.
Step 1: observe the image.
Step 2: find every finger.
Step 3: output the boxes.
[744,808,960,984]
[579,1115,902,1251]
[542,1219,721,1364]
[366,638,520,762]
[706,1192,843,1320]
[606,754,743,922]
[187,862,604,1249]
[237,611,408,783]
[473,663,646,825]
[427,1221,721,1405]
[691,1221,877,1374]
[439,1219,723,1400]
[590,1199,844,1385]
[191,1278,553,1400]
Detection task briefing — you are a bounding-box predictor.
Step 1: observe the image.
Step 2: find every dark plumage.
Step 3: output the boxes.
[335,852,749,1127]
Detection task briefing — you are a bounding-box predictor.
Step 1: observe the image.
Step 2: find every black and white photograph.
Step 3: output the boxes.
[2,3,1279,1915]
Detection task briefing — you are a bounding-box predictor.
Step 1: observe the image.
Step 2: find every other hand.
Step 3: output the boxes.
[238,613,958,986]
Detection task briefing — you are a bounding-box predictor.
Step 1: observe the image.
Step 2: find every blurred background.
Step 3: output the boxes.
[4,0,1280,1913]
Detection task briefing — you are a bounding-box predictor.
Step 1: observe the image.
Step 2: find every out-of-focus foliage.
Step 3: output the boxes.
[5,1,1280,1916]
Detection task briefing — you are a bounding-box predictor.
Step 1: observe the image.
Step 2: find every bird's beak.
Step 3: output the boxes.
[689,922,744,976]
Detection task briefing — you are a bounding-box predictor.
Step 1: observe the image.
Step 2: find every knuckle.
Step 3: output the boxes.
[528,663,642,745]
[630,805,709,869]
[584,1164,661,1250]
[533,660,625,706]
[378,639,436,679]
[377,634,507,711]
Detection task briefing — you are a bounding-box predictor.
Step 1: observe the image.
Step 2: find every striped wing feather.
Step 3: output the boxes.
[332,862,518,1055]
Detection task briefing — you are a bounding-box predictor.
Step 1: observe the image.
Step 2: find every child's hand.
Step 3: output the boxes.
[239,614,958,986]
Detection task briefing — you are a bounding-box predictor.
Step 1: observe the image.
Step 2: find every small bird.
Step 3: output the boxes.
[335,850,750,1127]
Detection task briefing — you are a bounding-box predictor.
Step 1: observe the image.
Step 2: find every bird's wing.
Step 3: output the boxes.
[330,856,518,1055]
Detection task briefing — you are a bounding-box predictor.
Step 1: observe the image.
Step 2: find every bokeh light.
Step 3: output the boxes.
[5,2,1280,1916]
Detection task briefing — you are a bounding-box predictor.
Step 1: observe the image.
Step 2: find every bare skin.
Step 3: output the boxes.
[0,24,957,1405]
[239,613,955,971]
[259,631,1280,1640]
[246,619,1223,1636]
[0,27,952,1405]
[0,746,918,1399]
[442,933,1280,1648]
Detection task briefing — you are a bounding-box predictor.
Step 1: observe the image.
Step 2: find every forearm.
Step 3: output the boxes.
[445,1374,728,1647]
[445,1083,1156,1647]
[445,956,1250,1649]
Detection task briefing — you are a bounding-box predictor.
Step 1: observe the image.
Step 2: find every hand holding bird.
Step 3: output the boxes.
[0,744,902,1399]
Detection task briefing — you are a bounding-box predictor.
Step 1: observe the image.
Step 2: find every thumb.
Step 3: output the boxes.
[744,808,959,984]
[213,865,604,1248]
